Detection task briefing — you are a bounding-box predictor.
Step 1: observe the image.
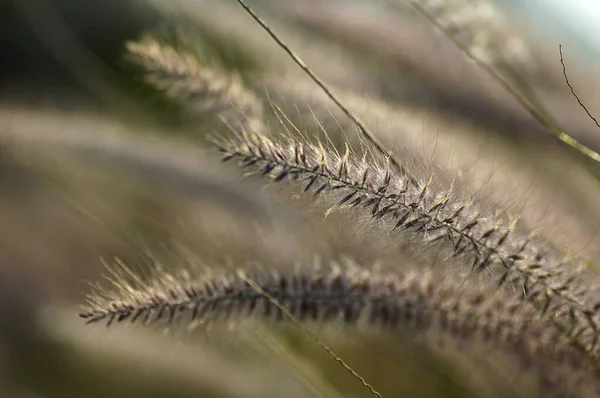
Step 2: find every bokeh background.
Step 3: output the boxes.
[2,1,600,397]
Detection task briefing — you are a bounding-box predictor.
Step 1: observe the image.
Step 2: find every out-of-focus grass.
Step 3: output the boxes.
[2,1,600,397]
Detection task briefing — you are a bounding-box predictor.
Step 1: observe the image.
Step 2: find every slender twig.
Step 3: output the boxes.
[403,0,600,165]
[238,271,383,398]
[231,0,419,187]
[560,45,600,130]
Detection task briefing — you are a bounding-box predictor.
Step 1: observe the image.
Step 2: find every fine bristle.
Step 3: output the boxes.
[215,129,600,359]
[80,261,600,397]
[126,36,263,130]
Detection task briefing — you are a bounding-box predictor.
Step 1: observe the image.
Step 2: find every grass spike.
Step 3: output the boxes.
[126,35,263,130]
[216,129,600,360]
[80,260,600,397]
[231,0,419,187]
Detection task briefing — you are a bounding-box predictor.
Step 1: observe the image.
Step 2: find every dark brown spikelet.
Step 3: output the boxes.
[215,130,600,360]
[80,261,599,398]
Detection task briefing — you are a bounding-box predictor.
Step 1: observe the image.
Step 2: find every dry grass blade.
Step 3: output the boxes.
[413,0,534,69]
[401,0,600,166]
[231,0,419,187]
[238,271,383,398]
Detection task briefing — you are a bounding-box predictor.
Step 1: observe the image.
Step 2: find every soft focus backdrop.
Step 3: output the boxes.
[2,1,600,397]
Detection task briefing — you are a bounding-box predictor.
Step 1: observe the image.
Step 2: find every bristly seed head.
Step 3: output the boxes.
[126,36,263,130]
[80,261,600,397]
[215,129,600,360]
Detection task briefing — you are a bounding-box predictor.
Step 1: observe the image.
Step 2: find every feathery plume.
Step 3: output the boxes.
[80,260,600,397]
[414,0,533,69]
[126,36,263,130]
[216,129,600,360]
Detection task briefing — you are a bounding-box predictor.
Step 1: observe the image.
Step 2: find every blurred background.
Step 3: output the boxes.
[2,1,600,397]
